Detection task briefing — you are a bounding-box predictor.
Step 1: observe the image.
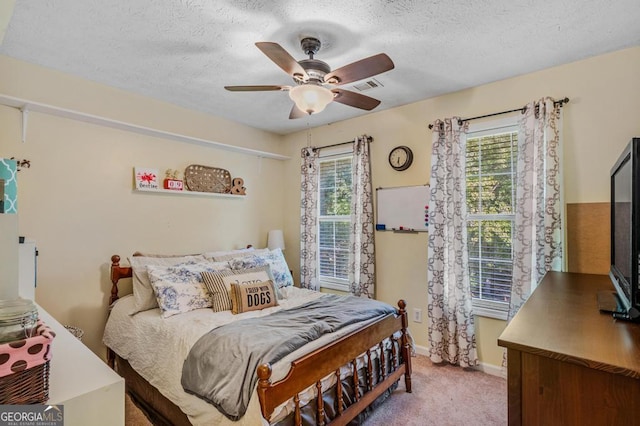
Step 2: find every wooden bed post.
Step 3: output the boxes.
[108,255,132,369]
[256,363,273,421]
[109,255,133,306]
[110,255,122,306]
[398,299,412,393]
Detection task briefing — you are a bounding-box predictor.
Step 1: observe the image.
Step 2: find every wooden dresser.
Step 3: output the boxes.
[498,271,640,425]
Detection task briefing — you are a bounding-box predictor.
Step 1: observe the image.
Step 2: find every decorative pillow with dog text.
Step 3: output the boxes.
[230,280,278,314]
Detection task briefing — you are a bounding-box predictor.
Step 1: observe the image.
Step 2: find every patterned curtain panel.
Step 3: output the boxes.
[508,98,563,320]
[349,136,375,298]
[300,147,320,291]
[427,118,479,367]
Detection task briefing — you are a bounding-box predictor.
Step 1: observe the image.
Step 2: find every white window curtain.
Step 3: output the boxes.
[349,136,376,298]
[300,147,320,291]
[508,97,564,320]
[427,118,479,367]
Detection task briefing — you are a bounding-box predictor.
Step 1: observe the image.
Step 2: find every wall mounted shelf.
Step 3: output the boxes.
[0,93,290,160]
[133,188,245,198]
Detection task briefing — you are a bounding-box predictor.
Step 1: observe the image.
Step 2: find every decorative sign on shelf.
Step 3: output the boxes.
[134,168,159,190]
[163,169,184,191]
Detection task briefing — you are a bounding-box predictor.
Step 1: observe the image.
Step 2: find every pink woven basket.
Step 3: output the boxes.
[0,321,55,404]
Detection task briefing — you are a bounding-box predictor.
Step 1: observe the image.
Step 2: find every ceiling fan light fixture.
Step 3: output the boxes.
[289,84,334,115]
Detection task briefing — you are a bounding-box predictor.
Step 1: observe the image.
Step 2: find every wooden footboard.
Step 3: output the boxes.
[108,254,412,425]
[257,301,412,425]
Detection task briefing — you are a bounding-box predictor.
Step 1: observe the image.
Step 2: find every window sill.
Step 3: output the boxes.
[472,305,508,321]
[319,281,350,293]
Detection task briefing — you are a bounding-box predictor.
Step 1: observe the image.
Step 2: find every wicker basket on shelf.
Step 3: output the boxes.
[0,321,55,405]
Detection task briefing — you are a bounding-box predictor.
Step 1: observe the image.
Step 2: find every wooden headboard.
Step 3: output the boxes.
[109,246,255,306]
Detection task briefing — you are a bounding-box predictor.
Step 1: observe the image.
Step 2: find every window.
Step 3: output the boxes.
[466,123,518,319]
[318,154,352,291]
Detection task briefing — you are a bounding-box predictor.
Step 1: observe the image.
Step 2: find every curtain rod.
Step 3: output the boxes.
[311,135,373,152]
[428,97,570,129]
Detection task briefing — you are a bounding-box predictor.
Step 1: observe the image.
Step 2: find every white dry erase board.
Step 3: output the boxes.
[375,185,430,232]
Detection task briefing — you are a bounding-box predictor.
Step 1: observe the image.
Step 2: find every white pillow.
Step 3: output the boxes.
[202,247,255,260]
[147,261,230,318]
[128,255,208,314]
[209,248,270,262]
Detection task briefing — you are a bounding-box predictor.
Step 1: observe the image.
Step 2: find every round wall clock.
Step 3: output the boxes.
[388,146,413,171]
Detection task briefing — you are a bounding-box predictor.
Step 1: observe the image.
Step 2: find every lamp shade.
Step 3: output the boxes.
[289,84,334,115]
[267,229,285,251]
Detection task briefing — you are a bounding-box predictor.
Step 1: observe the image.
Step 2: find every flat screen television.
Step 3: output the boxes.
[608,137,640,321]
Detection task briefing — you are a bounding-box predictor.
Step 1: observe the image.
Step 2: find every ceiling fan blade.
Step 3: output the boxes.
[224,85,288,92]
[325,53,394,86]
[289,104,308,119]
[255,42,309,80]
[331,88,381,111]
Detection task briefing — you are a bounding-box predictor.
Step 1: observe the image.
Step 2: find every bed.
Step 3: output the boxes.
[104,249,412,425]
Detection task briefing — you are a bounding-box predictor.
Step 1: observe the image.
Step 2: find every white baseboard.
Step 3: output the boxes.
[411,344,506,378]
[414,344,429,356]
[475,361,507,378]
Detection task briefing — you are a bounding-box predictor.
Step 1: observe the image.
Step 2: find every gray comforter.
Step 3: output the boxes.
[181,294,396,420]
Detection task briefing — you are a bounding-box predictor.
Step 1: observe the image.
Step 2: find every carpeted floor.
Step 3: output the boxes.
[363,355,507,425]
[125,354,507,425]
[125,393,153,426]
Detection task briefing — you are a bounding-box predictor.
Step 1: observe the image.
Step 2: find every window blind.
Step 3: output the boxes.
[318,156,352,282]
[466,130,518,308]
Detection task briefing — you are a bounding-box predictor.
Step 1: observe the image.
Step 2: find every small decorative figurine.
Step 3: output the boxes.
[230,177,246,195]
[163,169,184,191]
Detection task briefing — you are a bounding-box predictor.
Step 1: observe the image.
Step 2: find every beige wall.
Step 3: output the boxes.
[0,214,18,299]
[2,47,639,368]
[282,47,640,367]
[0,55,287,356]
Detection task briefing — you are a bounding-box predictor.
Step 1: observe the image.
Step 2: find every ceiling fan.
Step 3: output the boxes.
[224,37,394,119]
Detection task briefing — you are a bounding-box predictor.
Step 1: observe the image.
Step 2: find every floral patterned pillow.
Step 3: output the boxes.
[228,248,294,289]
[129,255,207,315]
[146,261,230,318]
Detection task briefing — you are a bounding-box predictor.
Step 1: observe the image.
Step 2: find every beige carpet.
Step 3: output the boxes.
[125,393,153,426]
[364,355,507,425]
[125,355,507,425]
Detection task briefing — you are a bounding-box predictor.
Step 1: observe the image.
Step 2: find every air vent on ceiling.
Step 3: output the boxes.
[351,78,383,92]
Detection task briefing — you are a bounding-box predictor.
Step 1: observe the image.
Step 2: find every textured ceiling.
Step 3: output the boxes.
[1,0,639,135]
